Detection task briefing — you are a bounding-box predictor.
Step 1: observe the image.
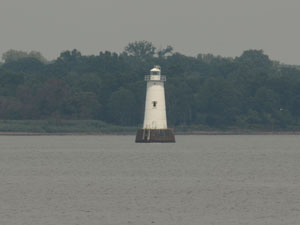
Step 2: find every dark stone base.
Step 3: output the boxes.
[135,129,175,143]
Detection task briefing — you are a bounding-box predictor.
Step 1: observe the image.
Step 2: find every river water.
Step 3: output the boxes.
[0,135,299,225]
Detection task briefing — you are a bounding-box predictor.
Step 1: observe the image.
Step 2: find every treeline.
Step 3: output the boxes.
[1,41,300,130]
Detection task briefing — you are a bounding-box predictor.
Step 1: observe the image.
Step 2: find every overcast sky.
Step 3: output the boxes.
[1,0,300,64]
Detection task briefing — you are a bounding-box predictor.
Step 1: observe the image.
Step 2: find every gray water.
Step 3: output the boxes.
[0,135,300,225]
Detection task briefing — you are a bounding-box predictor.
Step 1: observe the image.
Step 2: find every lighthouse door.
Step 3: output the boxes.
[152,121,156,129]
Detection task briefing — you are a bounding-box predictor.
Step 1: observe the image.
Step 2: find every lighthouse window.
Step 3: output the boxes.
[152,101,157,108]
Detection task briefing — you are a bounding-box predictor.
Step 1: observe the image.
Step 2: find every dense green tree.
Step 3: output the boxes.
[2,50,48,63]
[157,45,173,58]
[0,69,24,96]
[107,88,137,126]
[124,40,156,61]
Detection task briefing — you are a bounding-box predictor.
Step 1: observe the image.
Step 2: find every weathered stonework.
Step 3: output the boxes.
[135,129,175,143]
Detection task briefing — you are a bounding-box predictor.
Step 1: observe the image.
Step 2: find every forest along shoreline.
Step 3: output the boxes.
[1,44,300,132]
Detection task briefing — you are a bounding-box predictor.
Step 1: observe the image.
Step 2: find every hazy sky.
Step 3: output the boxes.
[1,0,300,64]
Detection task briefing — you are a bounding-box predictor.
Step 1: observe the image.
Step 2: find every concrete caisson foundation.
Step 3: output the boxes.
[135,129,175,143]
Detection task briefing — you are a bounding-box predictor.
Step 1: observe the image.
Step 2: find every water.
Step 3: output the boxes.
[0,135,300,225]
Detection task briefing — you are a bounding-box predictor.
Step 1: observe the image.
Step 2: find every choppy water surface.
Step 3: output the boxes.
[0,135,300,225]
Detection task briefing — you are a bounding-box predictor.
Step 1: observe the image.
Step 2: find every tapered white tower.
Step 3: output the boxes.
[143,66,167,129]
[136,66,175,143]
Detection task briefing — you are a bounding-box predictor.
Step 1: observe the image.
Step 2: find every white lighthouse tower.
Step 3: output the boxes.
[135,65,175,143]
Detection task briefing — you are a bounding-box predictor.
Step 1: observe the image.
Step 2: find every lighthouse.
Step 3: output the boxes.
[135,66,175,143]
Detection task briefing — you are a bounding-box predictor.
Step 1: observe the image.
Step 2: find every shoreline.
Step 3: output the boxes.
[1,130,300,136]
[175,130,300,135]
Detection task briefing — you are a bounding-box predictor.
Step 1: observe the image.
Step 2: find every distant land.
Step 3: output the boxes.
[1,41,300,133]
